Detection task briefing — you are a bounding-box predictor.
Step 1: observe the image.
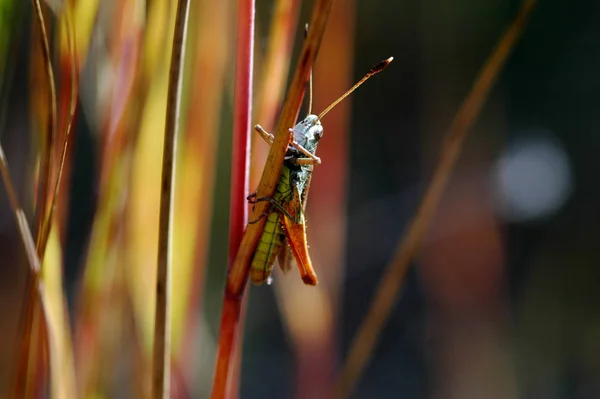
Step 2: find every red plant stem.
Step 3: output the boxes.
[212,296,242,399]
[212,1,254,398]
[228,0,254,268]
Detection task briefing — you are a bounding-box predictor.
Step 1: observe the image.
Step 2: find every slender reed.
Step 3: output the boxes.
[210,0,255,397]
[334,1,538,397]
[31,0,57,254]
[40,5,78,259]
[153,0,190,397]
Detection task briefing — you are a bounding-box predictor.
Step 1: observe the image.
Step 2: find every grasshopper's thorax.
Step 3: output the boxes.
[291,114,323,154]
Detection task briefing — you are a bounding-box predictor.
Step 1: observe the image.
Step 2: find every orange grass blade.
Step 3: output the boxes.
[334,1,538,397]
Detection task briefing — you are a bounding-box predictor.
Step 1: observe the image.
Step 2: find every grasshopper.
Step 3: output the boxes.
[248,57,393,286]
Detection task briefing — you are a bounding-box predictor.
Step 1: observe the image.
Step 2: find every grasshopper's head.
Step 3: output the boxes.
[292,114,323,154]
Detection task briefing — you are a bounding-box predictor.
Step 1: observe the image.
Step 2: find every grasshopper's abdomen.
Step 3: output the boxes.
[250,211,285,284]
[249,166,294,284]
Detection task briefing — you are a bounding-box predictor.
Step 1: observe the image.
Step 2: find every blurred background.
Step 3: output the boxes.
[1,0,600,398]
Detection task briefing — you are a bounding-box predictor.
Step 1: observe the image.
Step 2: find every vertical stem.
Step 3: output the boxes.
[227,0,255,395]
[228,0,254,269]
[32,0,57,256]
[153,0,190,398]
[211,1,255,398]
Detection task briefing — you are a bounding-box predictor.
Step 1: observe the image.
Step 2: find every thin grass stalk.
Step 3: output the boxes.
[334,1,538,397]
[153,0,190,397]
[211,0,335,396]
[32,0,57,256]
[227,0,255,274]
[210,0,255,396]
[42,4,78,254]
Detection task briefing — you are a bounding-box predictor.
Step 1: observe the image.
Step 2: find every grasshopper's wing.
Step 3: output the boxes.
[277,242,294,275]
[281,187,318,285]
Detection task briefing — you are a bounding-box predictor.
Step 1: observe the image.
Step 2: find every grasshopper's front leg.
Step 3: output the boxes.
[254,125,322,165]
[294,157,320,165]
[254,125,276,145]
[247,192,296,224]
[246,192,270,224]
[287,128,322,164]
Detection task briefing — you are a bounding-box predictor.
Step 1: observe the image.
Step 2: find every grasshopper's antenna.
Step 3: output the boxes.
[305,24,313,115]
[318,57,393,120]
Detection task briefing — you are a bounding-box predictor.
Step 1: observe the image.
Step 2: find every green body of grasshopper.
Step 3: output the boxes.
[249,115,322,285]
[249,166,293,284]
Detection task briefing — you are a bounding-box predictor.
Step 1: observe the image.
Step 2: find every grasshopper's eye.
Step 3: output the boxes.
[313,126,324,141]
